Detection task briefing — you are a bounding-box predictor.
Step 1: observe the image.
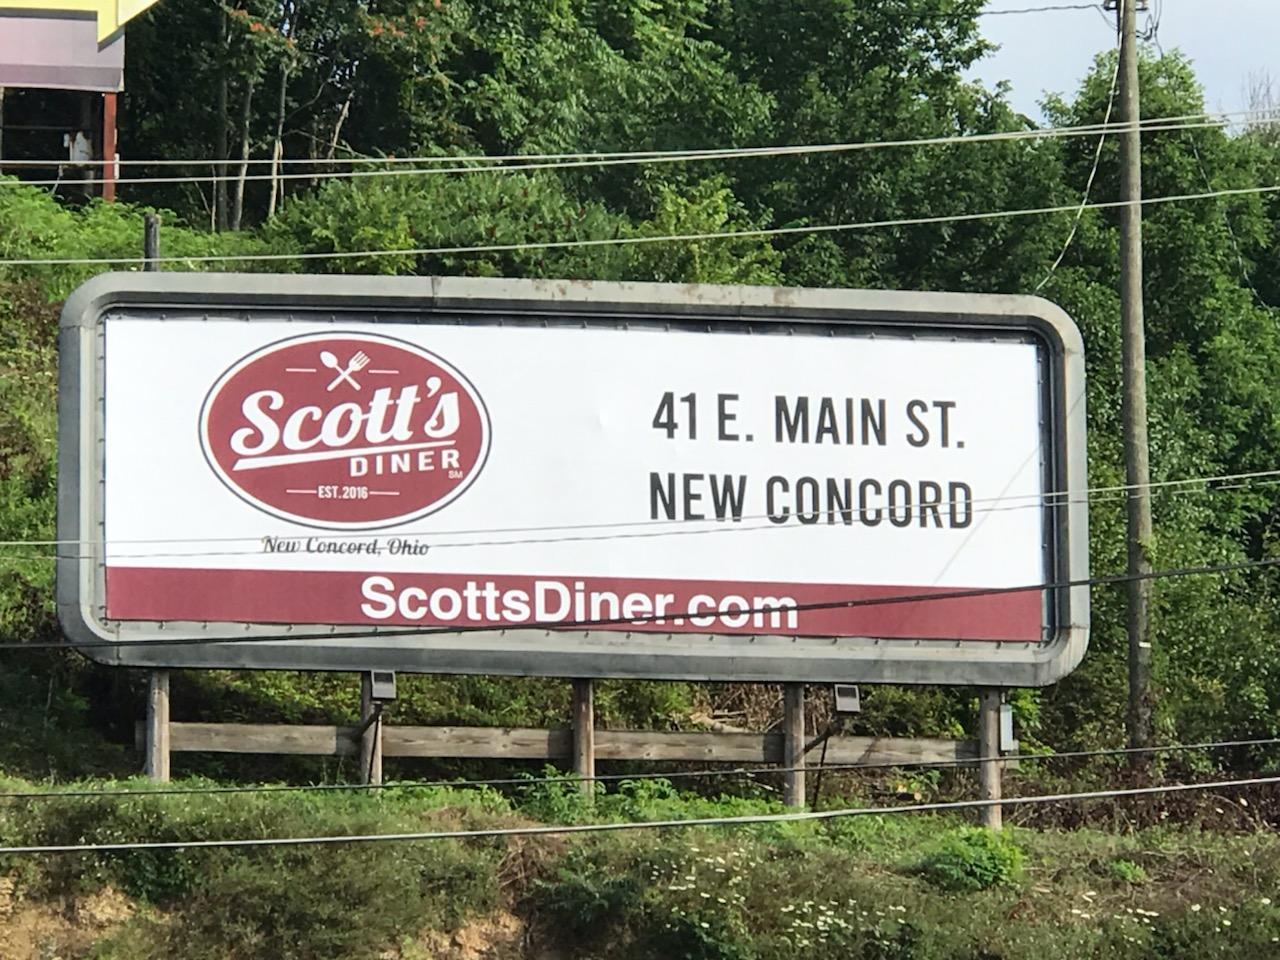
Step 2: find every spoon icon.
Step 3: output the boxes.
[320,350,368,391]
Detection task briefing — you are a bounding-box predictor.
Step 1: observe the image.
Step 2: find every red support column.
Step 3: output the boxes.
[101,92,117,202]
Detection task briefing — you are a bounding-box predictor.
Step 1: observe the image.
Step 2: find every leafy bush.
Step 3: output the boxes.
[595,778,812,842]
[645,911,755,960]
[3,783,509,959]
[823,812,950,855]
[916,828,1024,893]
[166,838,498,959]
[1109,858,1149,885]
[534,857,644,943]
[515,767,598,824]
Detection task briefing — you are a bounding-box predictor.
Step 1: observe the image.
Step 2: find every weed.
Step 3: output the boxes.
[515,767,598,824]
[1109,858,1149,885]
[917,827,1024,893]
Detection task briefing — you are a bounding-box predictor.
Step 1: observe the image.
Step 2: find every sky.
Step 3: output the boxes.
[967,0,1279,121]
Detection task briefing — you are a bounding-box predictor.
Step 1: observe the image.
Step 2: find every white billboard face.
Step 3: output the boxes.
[59,275,1089,685]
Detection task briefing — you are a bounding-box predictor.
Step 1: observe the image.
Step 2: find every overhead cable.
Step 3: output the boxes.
[5,475,1280,563]
[4,181,1280,269]
[1,553,1278,653]
[1036,42,1122,290]
[2,109,1260,168]
[2,735,1277,803]
[1,774,1275,855]
[3,115,1274,188]
[982,2,1103,14]
[5,465,1277,551]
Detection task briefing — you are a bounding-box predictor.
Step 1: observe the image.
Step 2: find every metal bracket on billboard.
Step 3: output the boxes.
[833,684,862,714]
[366,671,397,703]
[57,274,1089,687]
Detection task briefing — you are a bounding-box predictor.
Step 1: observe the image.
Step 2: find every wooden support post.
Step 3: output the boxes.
[144,214,161,270]
[101,92,117,202]
[145,671,170,781]
[978,689,1003,830]
[571,678,595,797]
[782,683,806,808]
[359,673,383,786]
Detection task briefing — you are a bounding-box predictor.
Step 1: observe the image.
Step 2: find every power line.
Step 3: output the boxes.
[1,553,1277,653]
[0,494,1158,560]
[982,2,1103,14]
[5,473,1280,565]
[2,110,1261,170]
[0,516,1026,562]
[4,115,1272,189]
[3,735,1276,803]
[4,181,1280,269]
[2,773,1275,855]
[0,118,1150,168]
[1141,0,1164,42]
[5,465,1276,551]
[1036,45,1122,291]
[25,116,1279,187]
[0,484,1077,557]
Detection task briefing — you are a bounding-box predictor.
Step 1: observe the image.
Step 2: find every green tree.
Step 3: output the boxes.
[1037,51,1280,748]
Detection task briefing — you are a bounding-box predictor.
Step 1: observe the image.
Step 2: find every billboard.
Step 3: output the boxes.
[58,274,1089,685]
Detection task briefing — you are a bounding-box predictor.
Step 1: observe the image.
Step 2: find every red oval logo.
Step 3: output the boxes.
[200,332,491,529]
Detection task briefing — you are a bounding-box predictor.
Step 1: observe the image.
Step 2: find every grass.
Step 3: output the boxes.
[1,775,1279,959]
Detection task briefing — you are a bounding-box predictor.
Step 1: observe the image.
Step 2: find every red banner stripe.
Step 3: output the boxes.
[105,567,1044,642]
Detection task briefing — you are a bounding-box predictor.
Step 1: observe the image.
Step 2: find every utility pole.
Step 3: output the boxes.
[1114,0,1154,757]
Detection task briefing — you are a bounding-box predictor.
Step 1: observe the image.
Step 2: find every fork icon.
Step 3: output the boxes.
[321,350,370,391]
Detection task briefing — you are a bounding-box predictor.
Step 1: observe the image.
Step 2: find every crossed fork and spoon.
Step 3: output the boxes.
[320,350,370,391]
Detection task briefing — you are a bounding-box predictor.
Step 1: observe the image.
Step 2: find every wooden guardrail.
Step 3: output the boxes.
[139,679,1009,812]
[148,721,978,768]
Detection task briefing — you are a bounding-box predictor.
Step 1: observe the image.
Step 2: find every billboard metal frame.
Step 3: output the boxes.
[58,273,1089,686]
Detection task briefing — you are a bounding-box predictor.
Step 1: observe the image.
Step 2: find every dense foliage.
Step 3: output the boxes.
[2,776,1280,958]
[3,0,1280,772]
